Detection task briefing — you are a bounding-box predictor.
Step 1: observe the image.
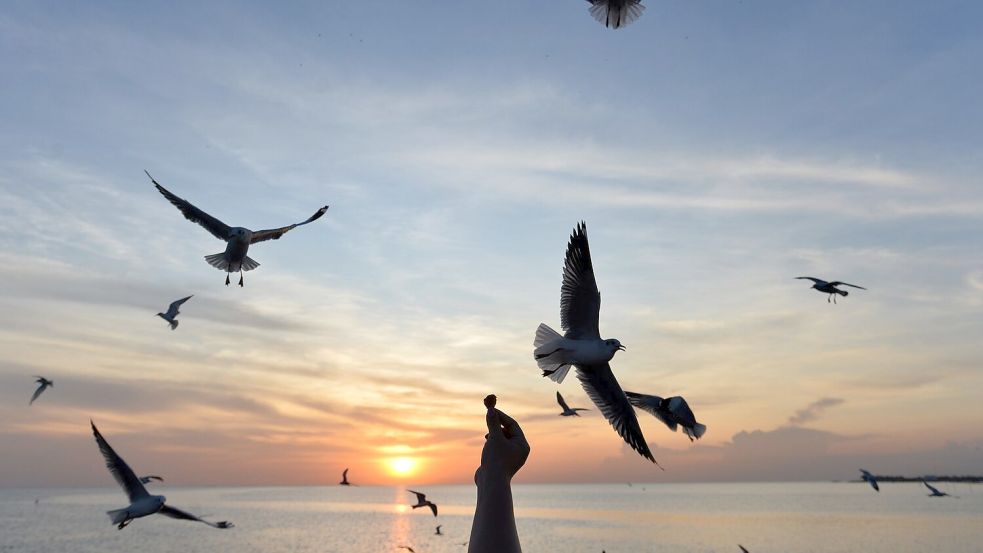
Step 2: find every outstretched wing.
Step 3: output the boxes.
[561,222,601,339]
[556,391,571,411]
[428,502,438,517]
[795,277,826,285]
[158,504,233,528]
[577,365,657,465]
[625,391,677,432]
[249,206,329,244]
[739,546,750,553]
[29,383,48,405]
[166,295,193,318]
[923,481,942,494]
[90,421,149,502]
[407,489,426,503]
[829,281,866,290]
[148,171,232,241]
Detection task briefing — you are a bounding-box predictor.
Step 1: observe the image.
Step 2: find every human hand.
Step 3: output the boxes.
[476,403,530,485]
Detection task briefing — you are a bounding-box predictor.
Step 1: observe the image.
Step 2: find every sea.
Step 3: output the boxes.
[1,482,981,553]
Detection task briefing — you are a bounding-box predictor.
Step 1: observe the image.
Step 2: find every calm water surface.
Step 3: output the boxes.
[1,482,981,552]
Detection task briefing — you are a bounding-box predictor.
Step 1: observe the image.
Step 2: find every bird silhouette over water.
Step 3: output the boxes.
[435,524,443,535]
[90,421,233,530]
[407,489,438,516]
[339,468,352,486]
[556,391,589,416]
[157,295,192,330]
[29,377,53,405]
[534,222,656,464]
[860,469,880,492]
[147,171,328,287]
[796,277,866,304]
[625,392,707,441]
[586,0,645,29]
[923,480,951,497]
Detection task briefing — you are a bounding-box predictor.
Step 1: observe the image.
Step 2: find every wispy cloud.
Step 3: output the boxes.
[787,397,845,426]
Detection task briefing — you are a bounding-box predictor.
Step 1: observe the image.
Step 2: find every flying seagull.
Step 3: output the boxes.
[533,222,656,464]
[147,171,328,287]
[556,391,589,417]
[90,421,233,530]
[586,0,645,29]
[397,547,415,553]
[739,546,750,553]
[139,475,164,484]
[339,468,352,486]
[407,489,438,517]
[860,469,879,492]
[625,392,707,441]
[923,480,950,497]
[796,277,866,304]
[435,524,443,535]
[157,295,192,330]
[29,377,53,405]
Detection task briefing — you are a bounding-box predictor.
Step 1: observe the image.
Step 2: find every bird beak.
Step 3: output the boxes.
[618,345,627,351]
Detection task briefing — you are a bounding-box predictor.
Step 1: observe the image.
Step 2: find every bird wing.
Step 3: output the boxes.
[625,391,677,432]
[342,468,349,479]
[407,490,426,502]
[923,481,941,494]
[90,421,149,502]
[141,475,164,483]
[428,502,438,517]
[795,277,826,285]
[158,504,233,528]
[829,281,866,290]
[166,295,193,318]
[249,206,329,243]
[560,222,601,339]
[148,171,232,241]
[577,365,657,464]
[556,391,571,411]
[739,546,750,553]
[666,396,699,427]
[29,383,48,405]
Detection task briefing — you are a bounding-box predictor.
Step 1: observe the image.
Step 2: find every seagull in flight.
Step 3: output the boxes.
[796,277,866,304]
[90,421,233,530]
[339,468,352,486]
[139,475,164,484]
[923,480,951,497]
[29,377,53,405]
[860,469,879,492]
[407,489,438,517]
[435,524,443,535]
[556,391,589,416]
[157,295,192,330]
[625,392,707,441]
[147,171,328,287]
[534,222,656,464]
[739,546,750,553]
[586,0,645,29]
[397,547,415,553]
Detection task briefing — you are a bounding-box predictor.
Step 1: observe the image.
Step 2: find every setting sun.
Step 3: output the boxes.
[386,456,419,477]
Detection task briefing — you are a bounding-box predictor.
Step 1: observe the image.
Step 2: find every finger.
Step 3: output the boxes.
[494,409,525,439]
[485,408,504,439]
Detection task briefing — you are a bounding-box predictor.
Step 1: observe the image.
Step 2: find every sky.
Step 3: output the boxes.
[1,0,982,488]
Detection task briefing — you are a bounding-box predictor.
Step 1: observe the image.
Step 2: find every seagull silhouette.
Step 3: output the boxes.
[157,295,192,330]
[860,469,880,492]
[534,222,656,464]
[29,377,53,405]
[556,391,589,416]
[339,468,352,486]
[625,392,707,441]
[397,546,415,553]
[923,480,951,497]
[147,171,328,287]
[585,0,645,29]
[739,546,750,553]
[435,524,443,535]
[91,421,233,530]
[407,489,438,517]
[796,277,866,304]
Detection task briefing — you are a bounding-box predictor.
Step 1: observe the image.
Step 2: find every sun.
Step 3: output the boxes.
[386,456,419,477]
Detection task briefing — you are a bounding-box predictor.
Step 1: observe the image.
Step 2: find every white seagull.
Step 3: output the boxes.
[923,480,950,497]
[90,421,233,530]
[139,475,164,484]
[147,171,328,287]
[534,222,656,464]
[586,0,645,29]
[625,392,707,441]
[407,489,438,517]
[556,391,589,417]
[339,468,352,486]
[157,295,192,330]
[796,277,866,304]
[29,377,53,405]
[860,469,880,492]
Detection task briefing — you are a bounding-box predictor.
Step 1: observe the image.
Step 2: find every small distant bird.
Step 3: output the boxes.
[796,277,866,304]
[739,546,750,553]
[435,524,443,535]
[625,392,707,441]
[586,0,645,29]
[860,469,879,492]
[397,547,415,553]
[29,377,53,405]
[157,295,192,330]
[556,391,589,416]
[139,475,164,484]
[534,222,655,464]
[923,480,950,497]
[147,171,328,287]
[339,468,351,486]
[90,421,233,530]
[407,489,438,517]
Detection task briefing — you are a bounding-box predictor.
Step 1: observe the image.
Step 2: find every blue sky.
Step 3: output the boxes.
[1,1,982,487]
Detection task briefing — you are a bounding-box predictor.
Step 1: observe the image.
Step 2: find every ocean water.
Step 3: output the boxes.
[1,482,981,552]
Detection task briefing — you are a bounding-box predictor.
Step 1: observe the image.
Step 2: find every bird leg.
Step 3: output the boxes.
[827,294,832,303]
[225,273,230,286]
[117,519,131,530]
[238,272,244,287]
[833,295,838,304]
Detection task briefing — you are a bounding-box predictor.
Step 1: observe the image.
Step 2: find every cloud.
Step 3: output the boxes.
[787,397,845,426]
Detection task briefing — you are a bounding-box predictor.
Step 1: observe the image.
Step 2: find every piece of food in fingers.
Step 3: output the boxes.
[483,394,497,409]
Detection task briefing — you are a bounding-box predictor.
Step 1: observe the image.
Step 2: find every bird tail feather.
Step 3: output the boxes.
[205,253,230,271]
[241,255,260,272]
[107,508,128,525]
[533,324,571,383]
[169,320,178,330]
[690,423,707,440]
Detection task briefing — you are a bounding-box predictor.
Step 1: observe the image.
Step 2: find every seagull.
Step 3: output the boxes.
[397,547,415,553]
[556,391,589,416]
[139,475,164,484]
[923,480,950,497]
[796,277,866,304]
[586,0,645,29]
[739,546,750,553]
[157,295,192,330]
[339,468,352,486]
[147,171,328,287]
[860,469,879,492]
[533,222,656,464]
[435,524,443,535]
[29,377,53,405]
[407,489,438,517]
[625,392,707,441]
[90,421,233,530]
